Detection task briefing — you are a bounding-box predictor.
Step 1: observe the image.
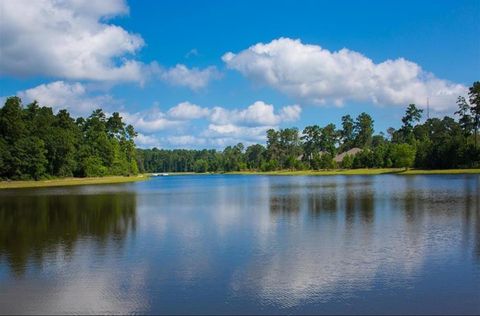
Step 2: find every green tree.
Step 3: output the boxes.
[83,156,108,177]
[222,143,244,171]
[340,114,355,151]
[0,97,26,143]
[390,143,416,168]
[280,128,302,168]
[266,129,280,164]
[320,123,338,155]
[16,137,48,180]
[468,81,480,149]
[340,154,354,169]
[318,153,335,169]
[354,112,374,148]
[455,96,473,140]
[260,159,278,171]
[0,97,27,178]
[245,144,266,170]
[194,159,209,173]
[301,125,322,165]
[397,104,423,144]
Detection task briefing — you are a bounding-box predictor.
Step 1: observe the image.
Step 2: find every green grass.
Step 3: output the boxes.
[150,172,199,176]
[0,174,150,189]
[228,168,480,176]
[400,168,480,175]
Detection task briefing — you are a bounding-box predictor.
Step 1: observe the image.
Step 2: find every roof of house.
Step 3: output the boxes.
[334,147,362,162]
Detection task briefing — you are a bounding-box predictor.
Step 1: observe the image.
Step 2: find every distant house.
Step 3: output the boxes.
[334,147,362,163]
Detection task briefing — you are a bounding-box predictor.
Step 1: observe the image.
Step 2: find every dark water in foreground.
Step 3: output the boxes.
[0,175,479,314]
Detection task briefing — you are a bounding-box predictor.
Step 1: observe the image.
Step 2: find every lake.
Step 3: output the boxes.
[0,174,479,314]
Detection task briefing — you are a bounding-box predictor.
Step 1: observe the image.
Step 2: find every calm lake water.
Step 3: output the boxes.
[0,174,479,314]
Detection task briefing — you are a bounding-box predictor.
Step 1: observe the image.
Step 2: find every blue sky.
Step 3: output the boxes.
[0,0,479,149]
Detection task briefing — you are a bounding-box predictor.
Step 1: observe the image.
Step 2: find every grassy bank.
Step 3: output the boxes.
[0,174,149,189]
[227,168,480,176]
[400,169,480,175]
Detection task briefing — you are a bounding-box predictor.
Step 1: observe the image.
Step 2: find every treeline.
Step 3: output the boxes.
[137,82,480,173]
[0,97,138,180]
[2,82,479,179]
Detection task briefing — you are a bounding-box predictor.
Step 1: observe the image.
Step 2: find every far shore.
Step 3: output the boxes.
[226,168,480,176]
[2,169,479,189]
[150,168,480,176]
[221,168,480,176]
[0,175,149,190]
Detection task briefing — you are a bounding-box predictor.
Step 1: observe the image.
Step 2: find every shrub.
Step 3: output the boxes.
[341,154,353,169]
[83,156,108,177]
[391,143,416,168]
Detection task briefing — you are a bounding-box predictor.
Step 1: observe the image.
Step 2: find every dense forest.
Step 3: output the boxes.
[137,81,480,173]
[1,82,479,180]
[0,97,138,180]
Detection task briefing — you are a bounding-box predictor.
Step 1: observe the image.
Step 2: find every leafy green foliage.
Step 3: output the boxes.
[390,144,416,168]
[340,154,354,169]
[194,159,209,173]
[340,115,355,151]
[354,112,374,148]
[0,98,139,180]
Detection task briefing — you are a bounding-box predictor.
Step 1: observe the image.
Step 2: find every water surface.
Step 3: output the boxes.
[0,175,479,314]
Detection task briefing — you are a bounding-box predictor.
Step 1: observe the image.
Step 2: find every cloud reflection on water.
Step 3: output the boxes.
[0,175,478,313]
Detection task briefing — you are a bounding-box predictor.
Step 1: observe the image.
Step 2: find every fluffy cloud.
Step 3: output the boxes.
[0,0,147,82]
[123,100,302,148]
[0,0,221,89]
[167,101,210,120]
[135,133,162,148]
[127,101,299,146]
[202,124,272,142]
[165,135,207,146]
[17,81,115,115]
[159,64,221,90]
[121,108,182,133]
[210,101,301,126]
[141,100,300,127]
[223,38,467,111]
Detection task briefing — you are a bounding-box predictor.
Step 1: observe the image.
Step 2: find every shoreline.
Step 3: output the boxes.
[2,169,478,189]
[0,175,149,190]
[226,168,480,176]
[151,169,480,176]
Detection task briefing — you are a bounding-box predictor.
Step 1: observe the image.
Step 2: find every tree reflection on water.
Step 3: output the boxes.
[0,192,136,275]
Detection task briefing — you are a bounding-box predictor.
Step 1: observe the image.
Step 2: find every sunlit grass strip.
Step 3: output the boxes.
[228,168,480,176]
[0,175,150,189]
[401,169,480,175]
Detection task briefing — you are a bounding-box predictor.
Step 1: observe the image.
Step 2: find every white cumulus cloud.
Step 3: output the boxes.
[121,108,182,133]
[127,100,302,148]
[202,124,273,145]
[167,101,210,120]
[17,81,115,115]
[0,0,148,82]
[136,133,162,148]
[223,37,467,111]
[165,135,207,146]
[210,101,301,126]
[159,64,221,90]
